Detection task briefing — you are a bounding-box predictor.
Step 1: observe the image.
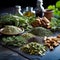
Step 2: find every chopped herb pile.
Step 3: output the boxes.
[21,42,47,55]
[21,33,36,40]
[30,27,53,37]
[0,36,27,47]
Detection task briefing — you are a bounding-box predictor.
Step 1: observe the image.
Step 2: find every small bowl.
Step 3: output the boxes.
[44,9,53,20]
[0,28,24,36]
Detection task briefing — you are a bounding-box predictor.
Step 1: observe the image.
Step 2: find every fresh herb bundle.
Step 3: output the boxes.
[50,17,60,31]
[0,36,27,47]
[47,0,60,18]
[0,13,35,31]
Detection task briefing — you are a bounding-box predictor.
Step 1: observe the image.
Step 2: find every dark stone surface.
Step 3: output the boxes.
[1,44,60,60]
[0,46,28,60]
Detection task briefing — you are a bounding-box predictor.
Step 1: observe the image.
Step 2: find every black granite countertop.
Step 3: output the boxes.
[0,44,60,60]
[0,46,28,60]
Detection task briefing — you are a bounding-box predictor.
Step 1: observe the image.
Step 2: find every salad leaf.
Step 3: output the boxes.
[56,1,60,8]
[47,5,55,10]
[47,1,60,17]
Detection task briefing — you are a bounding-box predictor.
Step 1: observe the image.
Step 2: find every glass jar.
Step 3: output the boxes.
[36,0,44,17]
[44,9,53,20]
[23,7,35,17]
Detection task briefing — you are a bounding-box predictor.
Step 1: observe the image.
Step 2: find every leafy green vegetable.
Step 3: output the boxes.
[56,1,60,8]
[53,8,60,17]
[47,0,60,17]
[47,5,55,10]
[1,36,27,47]
[0,13,35,31]
[50,17,57,27]
[0,14,20,27]
[50,17,60,31]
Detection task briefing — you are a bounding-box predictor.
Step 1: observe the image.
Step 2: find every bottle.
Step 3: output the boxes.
[30,7,35,16]
[23,7,29,16]
[18,6,23,16]
[36,0,44,17]
[23,7,35,17]
[15,5,23,16]
[30,7,35,14]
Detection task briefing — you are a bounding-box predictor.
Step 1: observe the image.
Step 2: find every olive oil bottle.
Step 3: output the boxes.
[23,7,35,17]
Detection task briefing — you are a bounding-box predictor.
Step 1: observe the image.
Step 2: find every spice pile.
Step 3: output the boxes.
[31,17,51,28]
[0,25,24,35]
[21,42,47,55]
[30,27,53,37]
[44,34,60,50]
